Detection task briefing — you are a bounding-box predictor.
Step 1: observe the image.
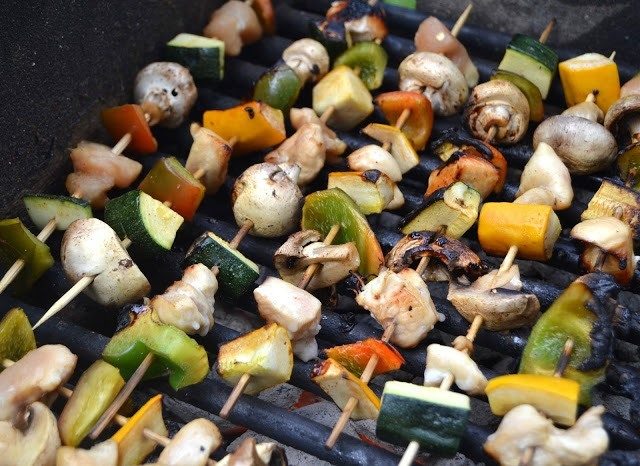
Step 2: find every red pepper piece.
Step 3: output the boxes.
[325,338,405,378]
[102,104,158,155]
[375,91,433,151]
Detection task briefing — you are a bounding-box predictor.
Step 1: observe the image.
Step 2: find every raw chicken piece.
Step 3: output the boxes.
[356,268,442,348]
[265,123,325,185]
[56,440,118,466]
[203,0,262,56]
[290,107,346,162]
[423,343,487,395]
[0,345,76,421]
[65,172,112,209]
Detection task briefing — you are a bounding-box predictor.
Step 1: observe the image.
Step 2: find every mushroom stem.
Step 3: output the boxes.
[140,101,163,127]
[538,18,556,44]
[484,125,498,143]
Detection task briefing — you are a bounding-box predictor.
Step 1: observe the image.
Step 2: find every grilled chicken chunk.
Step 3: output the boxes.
[203,0,262,56]
[290,108,347,162]
[423,343,487,395]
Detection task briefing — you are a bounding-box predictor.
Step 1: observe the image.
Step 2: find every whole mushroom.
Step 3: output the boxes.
[604,94,640,144]
[398,52,468,116]
[463,80,530,145]
[133,62,197,128]
[562,94,604,123]
[232,163,303,237]
[282,39,329,84]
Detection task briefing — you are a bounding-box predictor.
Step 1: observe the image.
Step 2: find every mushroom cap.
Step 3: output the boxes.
[282,39,329,84]
[133,62,197,128]
[604,94,640,140]
[231,162,303,237]
[463,80,530,145]
[398,52,468,117]
[533,115,617,174]
[621,75,640,98]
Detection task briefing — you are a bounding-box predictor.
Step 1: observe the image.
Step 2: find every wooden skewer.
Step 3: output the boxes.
[538,18,556,44]
[220,224,342,419]
[450,3,473,38]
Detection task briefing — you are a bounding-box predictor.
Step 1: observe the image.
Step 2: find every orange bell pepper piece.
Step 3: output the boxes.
[375,91,433,151]
[325,338,405,378]
[203,101,286,156]
[101,104,157,155]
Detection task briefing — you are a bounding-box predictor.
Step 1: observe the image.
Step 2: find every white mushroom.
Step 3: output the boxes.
[562,99,604,123]
[356,268,443,348]
[254,277,322,361]
[423,343,487,395]
[231,163,303,237]
[61,219,151,307]
[133,62,197,128]
[274,230,359,290]
[203,0,262,56]
[347,145,402,182]
[515,142,574,210]
[0,402,60,466]
[185,123,231,195]
[151,263,218,336]
[0,345,76,422]
[398,52,469,116]
[153,419,222,466]
[265,123,326,185]
[289,107,346,162]
[282,39,329,84]
[56,440,118,466]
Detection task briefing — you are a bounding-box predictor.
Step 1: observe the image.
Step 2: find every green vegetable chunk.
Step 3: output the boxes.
[334,42,388,90]
[0,308,36,366]
[253,64,302,112]
[23,194,92,231]
[166,33,225,81]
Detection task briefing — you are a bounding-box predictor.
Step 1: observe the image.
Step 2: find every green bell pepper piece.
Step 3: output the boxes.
[102,305,209,390]
[520,273,617,404]
[383,0,416,9]
[334,42,388,90]
[253,64,302,112]
[0,218,54,294]
[0,308,36,367]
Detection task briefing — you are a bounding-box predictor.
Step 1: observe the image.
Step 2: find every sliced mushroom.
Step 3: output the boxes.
[282,39,329,84]
[154,419,222,466]
[533,115,617,175]
[133,62,197,128]
[604,94,640,144]
[515,142,573,210]
[464,80,530,145]
[185,123,231,195]
[346,144,402,181]
[265,123,325,185]
[570,217,637,285]
[398,52,469,116]
[231,163,303,237]
[0,402,60,466]
[0,345,77,422]
[289,107,346,162]
[56,440,118,466]
[423,343,487,395]
[385,231,489,282]
[61,218,151,307]
[203,0,262,56]
[356,268,443,348]
[274,230,360,290]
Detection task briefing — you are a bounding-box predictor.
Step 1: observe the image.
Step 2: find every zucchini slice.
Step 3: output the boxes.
[183,231,259,299]
[491,70,544,122]
[166,33,224,81]
[104,190,184,256]
[23,194,92,231]
[376,381,470,457]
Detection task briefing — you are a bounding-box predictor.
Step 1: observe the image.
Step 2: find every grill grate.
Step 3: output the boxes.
[1,0,640,464]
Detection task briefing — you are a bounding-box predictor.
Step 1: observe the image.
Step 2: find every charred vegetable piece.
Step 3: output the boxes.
[184,231,259,299]
[498,34,558,99]
[0,308,36,368]
[138,157,205,221]
[520,273,618,404]
[308,20,348,60]
[362,123,420,173]
[112,394,168,466]
[376,381,469,457]
[617,142,640,188]
[253,64,302,112]
[101,104,157,155]
[486,374,579,426]
[105,190,184,256]
[581,180,640,239]
[312,65,374,131]
[325,339,404,378]
[375,91,433,151]
[217,323,293,395]
[102,305,209,390]
[327,170,394,214]
[312,358,380,420]
[478,202,561,261]
[0,218,54,294]
[58,360,125,447]
[166,33,225,81]
[203,101,286,156]
[491,69,544,122]
[559,53,620,112]
[23,195,92,231]
[334,41,387,90]
[302,188,384,278]
[400,182,481,238]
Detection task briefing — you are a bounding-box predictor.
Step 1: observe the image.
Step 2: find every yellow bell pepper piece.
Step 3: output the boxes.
[478,202,561,261]
[112,394,168,466]
[486,374,579,426]
[312,65,374,131]
[559,53,620,113]
[203,101,286,156]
